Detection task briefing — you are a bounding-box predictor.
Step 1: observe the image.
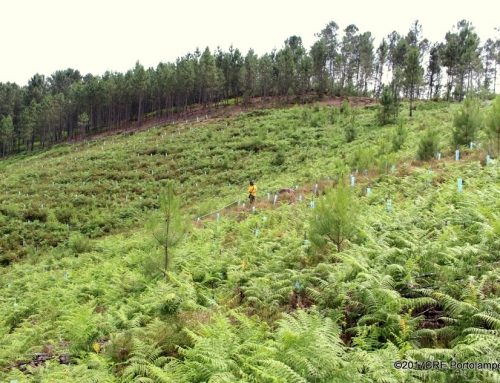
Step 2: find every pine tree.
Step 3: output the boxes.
[403,46,424,117]
[378,86,399,125]
[417,129,439,160]
[242,49,258,105]
[486,95,500,156]
[147,182,186,279]
[452,95,482,146]
[427,44,442,99]
[310,38,328,96]
[374,38,388,97]
[310,182,359,252]
[0,115,14,156]
[345,115,357,143]
[392,118,407,151]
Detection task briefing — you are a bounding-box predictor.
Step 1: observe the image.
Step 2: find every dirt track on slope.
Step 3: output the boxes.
[194,148,488,225]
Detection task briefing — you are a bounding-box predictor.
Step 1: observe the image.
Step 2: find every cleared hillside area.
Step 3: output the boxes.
[0,100,499,382]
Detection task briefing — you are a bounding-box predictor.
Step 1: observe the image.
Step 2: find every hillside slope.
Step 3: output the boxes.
[0,100,499,382]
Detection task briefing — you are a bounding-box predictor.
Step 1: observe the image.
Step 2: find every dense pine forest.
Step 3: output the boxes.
[0,19,499,157]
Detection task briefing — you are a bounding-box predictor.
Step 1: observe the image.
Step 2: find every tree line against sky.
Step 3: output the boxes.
[0,19,498,157]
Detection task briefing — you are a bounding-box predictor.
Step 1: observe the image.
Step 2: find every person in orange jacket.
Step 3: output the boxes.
[248,180,257,204]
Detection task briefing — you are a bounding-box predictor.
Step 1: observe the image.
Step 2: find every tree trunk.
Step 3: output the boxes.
[137,93,144,126]
[497,131,499,157]
[494,65,497,94]
[164,244,169,280]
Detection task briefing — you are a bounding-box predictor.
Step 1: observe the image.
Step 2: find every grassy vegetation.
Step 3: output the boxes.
[0,100,499,382]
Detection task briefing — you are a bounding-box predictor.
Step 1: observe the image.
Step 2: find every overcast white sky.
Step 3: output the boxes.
[1,0,499,85]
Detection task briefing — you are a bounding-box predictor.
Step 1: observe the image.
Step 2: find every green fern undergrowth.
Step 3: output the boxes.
[0,100,499,382]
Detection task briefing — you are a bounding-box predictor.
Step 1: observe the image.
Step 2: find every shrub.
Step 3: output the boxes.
[69,232,92,254]
[378,86,399,125]
[486,95,500,156]
[237,138,267,153]
[23,204,47,222]
[340,100,351,115]
[378,153,397,174]
[350,148,375,172]
[417,130,439,160]
[0,204,21,218]
[345,118,357,143]
[392,119,407,151]
[452,95,482,146]
[55,206,74,224]
[271,150,286,166]
[310,182,359,252]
